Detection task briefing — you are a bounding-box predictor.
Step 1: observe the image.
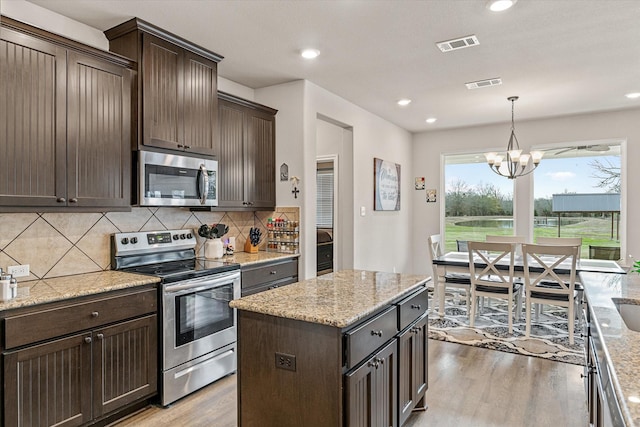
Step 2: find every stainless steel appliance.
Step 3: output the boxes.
[111,229,239,406]
[139,150,218,207]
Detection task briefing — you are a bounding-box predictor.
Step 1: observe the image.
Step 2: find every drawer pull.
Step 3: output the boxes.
[411,326,421,334]
[268,285,279,290]
[370,330,383,337]
[270,270,277,275]
[57,197,66,203]
[84,336,92,344]
[69,198,78,203]
[96,333,104,340]
[91,311,99,318]
[411,304,422,310]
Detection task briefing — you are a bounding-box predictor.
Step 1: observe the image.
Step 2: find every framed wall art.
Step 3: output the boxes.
[374,158,401,211]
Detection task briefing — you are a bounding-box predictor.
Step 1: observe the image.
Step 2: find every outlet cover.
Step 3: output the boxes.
[7,264,30,277]
[275,352,296,372]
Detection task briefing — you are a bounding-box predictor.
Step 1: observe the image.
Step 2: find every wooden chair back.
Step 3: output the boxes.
[467,241,515,291]
[521,244,578,296]
[428,234,444,260]
[486,235,526,257]
[536,237,582,260]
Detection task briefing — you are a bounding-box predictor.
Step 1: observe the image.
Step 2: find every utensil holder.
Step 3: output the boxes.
[205,238,224,259]
[244,239,259,253]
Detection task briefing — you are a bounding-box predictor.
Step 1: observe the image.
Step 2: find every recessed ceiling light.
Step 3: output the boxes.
[301,48,320,59]
[425,118,437,124]
[397,99,412,106]
[487,0,517,12]
[625,92,640,99]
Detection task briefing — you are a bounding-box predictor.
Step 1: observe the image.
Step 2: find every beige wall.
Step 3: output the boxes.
[411,108,640,275]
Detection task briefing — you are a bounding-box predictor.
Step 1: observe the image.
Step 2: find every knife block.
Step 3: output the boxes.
[244,239,259,253]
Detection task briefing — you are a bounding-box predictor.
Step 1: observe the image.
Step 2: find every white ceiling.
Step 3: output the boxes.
[23,0,640,133]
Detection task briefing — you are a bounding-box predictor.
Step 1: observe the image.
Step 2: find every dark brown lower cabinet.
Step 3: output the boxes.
[4,333,93,426]
[3,315,156,426]
[346,339,398,427]
[2,286,158,426]
[398,314,428,426]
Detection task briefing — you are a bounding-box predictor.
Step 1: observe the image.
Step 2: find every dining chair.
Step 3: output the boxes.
[467,241,523,333]
[486,235,526,257]
[456,240,469,252]
[521,243,579,345]
[428,234,471,311]
[536,237,582,259]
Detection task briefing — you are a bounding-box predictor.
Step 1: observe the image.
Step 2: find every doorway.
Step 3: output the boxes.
[316,158,336,275]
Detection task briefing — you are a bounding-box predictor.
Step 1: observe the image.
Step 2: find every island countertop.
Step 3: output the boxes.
[580,271,640,427]
[229,269,430,328]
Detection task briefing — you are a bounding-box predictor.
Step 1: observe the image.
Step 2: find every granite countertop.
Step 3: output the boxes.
[229,269,430,328]
[0,251,296,312]
[0,270,161,312]
[221,251,299,267]
[580,271,640,426]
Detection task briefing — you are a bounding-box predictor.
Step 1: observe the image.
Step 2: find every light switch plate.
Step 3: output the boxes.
[360,206,366,216]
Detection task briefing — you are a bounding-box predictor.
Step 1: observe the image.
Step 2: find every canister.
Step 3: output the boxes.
[0,274,12,301]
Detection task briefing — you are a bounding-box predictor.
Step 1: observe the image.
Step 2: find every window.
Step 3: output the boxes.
[443,153,515,252]
[532,143,621,259]
[316,166,334,228]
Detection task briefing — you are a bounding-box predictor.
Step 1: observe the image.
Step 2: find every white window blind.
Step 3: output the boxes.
[316,170,333,228]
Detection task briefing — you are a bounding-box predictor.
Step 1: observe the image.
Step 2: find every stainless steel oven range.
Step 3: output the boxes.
[111,229,240,406]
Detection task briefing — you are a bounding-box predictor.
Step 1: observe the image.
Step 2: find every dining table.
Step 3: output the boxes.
[432,251,627,318]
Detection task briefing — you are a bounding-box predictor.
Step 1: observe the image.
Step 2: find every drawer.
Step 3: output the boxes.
[241,276,297,297]
[4,288,157,349]
[344,306,398,369]
[397,286,429,331]
[241,258,298,291]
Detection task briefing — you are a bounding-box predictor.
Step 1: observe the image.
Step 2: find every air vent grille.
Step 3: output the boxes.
[436,35,480,52]
[465,78,503,89]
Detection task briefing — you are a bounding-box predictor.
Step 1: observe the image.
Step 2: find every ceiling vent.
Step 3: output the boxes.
[436,35,480,52]
[465,78,502,89]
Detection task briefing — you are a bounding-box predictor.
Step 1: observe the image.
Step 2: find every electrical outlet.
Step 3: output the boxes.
[7,264,29,278]
[275,352,296,372]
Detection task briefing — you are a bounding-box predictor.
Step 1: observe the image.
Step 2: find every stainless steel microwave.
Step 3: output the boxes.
[139,150,218,207]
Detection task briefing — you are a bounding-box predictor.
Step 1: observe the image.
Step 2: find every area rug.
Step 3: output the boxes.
[428,293,585,366]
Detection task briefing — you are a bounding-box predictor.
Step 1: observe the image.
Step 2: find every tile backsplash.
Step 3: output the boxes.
[0,207,299,282]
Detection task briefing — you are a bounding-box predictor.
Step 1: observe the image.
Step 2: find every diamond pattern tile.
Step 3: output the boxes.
[42,212,102,244]
[0,207,300,281]
[0,213,38,249]
[154,209,194,230]
[106,207,154,232]
[76,217,120,269]
[45,247,101,278]
[3,217,72,278]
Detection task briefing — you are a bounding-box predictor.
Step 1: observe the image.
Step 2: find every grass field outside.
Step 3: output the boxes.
[444,216,620,259]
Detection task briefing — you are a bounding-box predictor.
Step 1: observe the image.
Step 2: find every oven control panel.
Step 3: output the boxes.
[112,229,197,256]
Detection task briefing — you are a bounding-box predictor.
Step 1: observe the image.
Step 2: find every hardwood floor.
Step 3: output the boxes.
[112,340,588,426]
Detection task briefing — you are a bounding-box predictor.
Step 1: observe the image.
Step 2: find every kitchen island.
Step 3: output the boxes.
[580,271,640,426]
[229,269,430,427]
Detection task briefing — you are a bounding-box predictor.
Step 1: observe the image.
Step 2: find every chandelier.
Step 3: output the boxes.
[484,96,543,179]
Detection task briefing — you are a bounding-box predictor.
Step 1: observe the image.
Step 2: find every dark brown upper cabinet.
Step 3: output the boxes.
[218,92,277,210]
[0,16,134,212]
[105,18,222,157]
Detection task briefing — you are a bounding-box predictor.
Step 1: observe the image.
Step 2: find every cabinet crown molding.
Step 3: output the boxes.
[104,17,224,63]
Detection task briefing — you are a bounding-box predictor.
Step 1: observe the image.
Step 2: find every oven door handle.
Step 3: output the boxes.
[164,272,239,295]
[197,164,209,205]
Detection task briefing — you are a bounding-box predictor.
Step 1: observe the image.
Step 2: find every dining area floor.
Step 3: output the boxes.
[113,339,588,427]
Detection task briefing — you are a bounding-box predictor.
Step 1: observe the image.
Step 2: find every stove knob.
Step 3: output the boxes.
[186,233,193,239]
[173,234,179,240]
[121,237,129,245]
[180,234,186,240]
[131,237,138,244]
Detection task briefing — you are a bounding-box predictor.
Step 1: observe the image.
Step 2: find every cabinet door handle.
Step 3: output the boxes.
[270,270,277,275]
[370,330,383,337]
[69,198,78,203]
[177,144,183,148]
[96,333,104,340]
[411,304,421,310]
[184,145,190,149]
[84,336,92,344]
[91,311,99,318]
[57,197,66,203]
